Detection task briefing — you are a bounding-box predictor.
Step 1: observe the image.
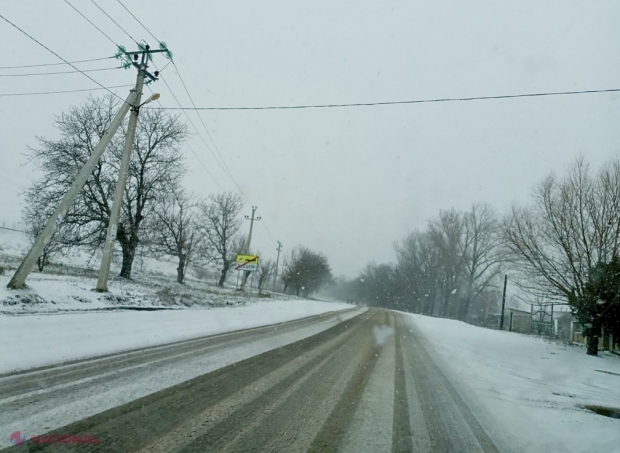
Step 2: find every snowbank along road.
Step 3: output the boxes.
[0,307,512,452]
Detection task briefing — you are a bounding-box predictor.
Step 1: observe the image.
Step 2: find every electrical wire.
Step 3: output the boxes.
[163,65,250,200]
[156,71,229,175]
[183,140,224,191]
[90,0,138,44]
[148,88,620,111]
[260,218,277,243]
[70,0,233,195]
[116,0,158,43]
[0,66,122,77]
[145,84,224,191]
[172,62,237,182]
[158,60,172,73]
[115,0,251,201]
[0,56,115,70]
[64,0,117,46]
[0,13,127,104]
[0,84,133,97]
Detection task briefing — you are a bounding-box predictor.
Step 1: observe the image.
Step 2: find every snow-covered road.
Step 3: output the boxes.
[1,307,618,452]
[0,305,364,449]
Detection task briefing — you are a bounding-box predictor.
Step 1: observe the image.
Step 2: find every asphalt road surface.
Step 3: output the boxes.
[1,308,502,452]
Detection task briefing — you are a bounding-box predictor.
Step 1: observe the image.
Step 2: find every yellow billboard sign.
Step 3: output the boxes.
[235,254,259,271]
[236,254,259,264]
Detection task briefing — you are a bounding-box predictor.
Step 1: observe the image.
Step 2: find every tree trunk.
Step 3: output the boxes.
[460,295,472,321]
[586,321,601,356]
[37,256,45,272]
[218,262,230,287]
[177,253,186,284]
[118,223,139,279]
[258,275,267,292]
[119,245,136,279]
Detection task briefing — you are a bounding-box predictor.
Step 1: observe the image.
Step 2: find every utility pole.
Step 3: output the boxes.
[7,93,136,289]
[499,274,508,330]
[272,240,282,291]
[240,206,260,291]
[96,47,163,292]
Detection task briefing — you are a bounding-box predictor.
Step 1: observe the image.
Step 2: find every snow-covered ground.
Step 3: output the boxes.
[0,299,354,373]
[405,313,620,453]
[0,228,306,314]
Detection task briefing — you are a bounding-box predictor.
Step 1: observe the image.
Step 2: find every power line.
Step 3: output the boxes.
[184,140,224,191]
[116,0,250,201]
[158,60,172,73]
[0,66,121,77]
[0,13,127,104]
[167,65,250,199]
[0,84,133,97]
[145,85,224,191]
[260,218,277,243]
[116,0,158,43]
[172,62,238,183]
[90,0,137,44]
[156,71,230,177]
[147,88,620,111]
[95,0,238,195]
[0,56,114,70]
[64,0,117,46]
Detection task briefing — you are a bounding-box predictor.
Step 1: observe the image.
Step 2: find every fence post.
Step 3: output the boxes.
[610,333,614,353]
[509,311,513,332]
[570,321,574,343]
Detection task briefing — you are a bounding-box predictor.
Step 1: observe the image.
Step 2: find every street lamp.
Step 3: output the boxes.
[139,92,160,108]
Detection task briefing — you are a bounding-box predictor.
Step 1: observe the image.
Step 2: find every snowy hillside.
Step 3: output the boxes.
[0,228,303,314]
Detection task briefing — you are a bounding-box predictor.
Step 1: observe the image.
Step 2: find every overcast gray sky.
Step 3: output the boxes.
[1,1,619,277]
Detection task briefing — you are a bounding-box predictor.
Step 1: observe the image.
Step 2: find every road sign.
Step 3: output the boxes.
[235,254,259,271]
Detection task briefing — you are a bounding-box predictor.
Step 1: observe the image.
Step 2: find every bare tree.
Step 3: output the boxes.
[458,203,504,320]
[504,156,620,354]
[22,188,66,272]
[195,192,244,287]
[429,209,467,318]
[256,257,276,293]
[26,95,188,278]
[394,231,441,315]
[148,187,197,283]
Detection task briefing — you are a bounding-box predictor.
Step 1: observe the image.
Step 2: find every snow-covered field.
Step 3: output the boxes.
[0,228,305,314]
[0,299,354,373]
[406,313,620,453]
